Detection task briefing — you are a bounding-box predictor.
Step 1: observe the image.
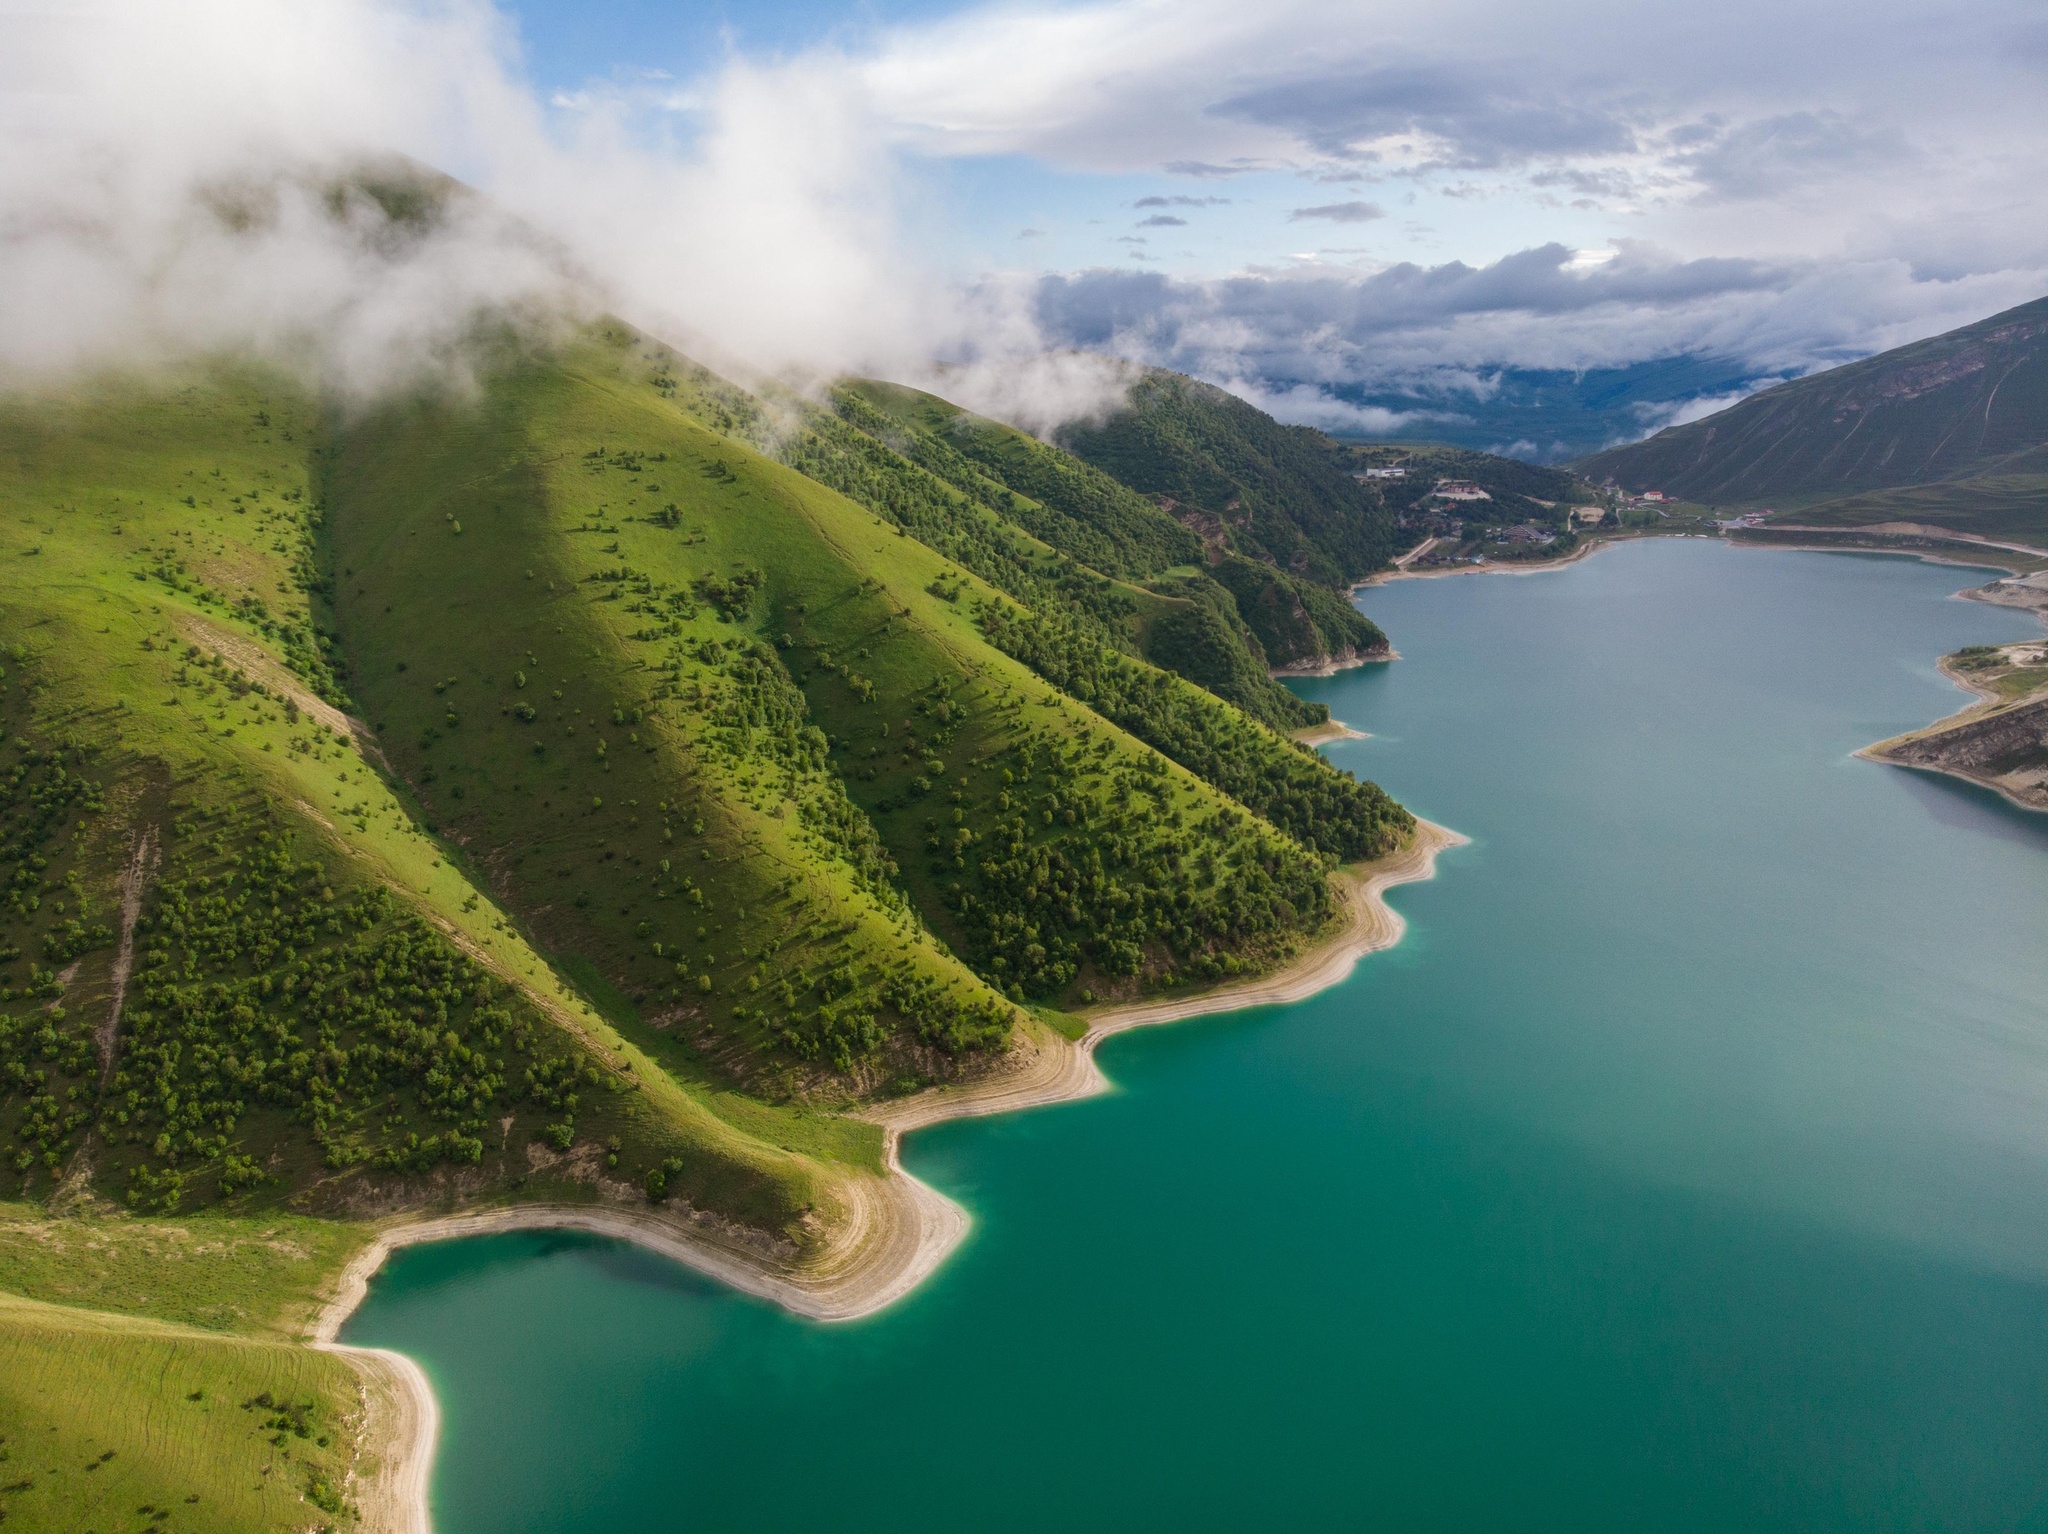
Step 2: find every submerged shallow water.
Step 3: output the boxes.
[346,540,2048,1533]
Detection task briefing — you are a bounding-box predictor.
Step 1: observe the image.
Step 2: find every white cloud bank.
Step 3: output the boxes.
[0,0,981,399]
[0,0,2041,436]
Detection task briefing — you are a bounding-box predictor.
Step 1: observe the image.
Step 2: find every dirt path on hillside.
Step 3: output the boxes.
[96,827,158,1085]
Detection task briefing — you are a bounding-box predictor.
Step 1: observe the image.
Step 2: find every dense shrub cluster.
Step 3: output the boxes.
[229,593,351,708]
[693,567,763,621]
[671,637,904,912]
[1141,575,1321,730]
[0,736,597,1208]
[1206,555,1388,670]
[652,633,1016,1066]
[0,1006,94,1176]
[979,606,1411,863]
[0,726,118,1178]
[793,395,1327,722]
[785,403,1345,748]
[107,835,563,1205]
[843,394,1201,581]
[784,398,1143,643]
[927,728,1337,997]
[0,744,106,923]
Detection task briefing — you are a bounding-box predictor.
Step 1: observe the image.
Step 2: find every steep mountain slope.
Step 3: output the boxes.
[0,363,827,1234]
[325,331,1399,1043]
[0,162,1422,1532]
[832,379,1386,714]
[1577,296,2048,541]
[1056,368,1401,586]
[0,325,1413,1270]
[0,330,1412,1534]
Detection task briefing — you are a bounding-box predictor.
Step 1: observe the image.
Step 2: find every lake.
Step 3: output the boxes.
[346,539,2048,1533]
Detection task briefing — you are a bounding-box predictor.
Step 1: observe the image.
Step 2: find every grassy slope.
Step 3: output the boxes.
[0,1203,365,1336]
[1762,451,2048,546]
[740,371,1410,866]
[846,380,1201,580]
[0,1292,363,1534]
[0,331,1418,1530]
[326,331,1361,1022]
[324,339,1025,1091]
[0,363,835,1235]
[0,1205,379,1533]
[835,380,1330,724]
[0,357,855,1534]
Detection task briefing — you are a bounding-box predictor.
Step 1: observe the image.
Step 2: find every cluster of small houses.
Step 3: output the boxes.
[1363,467,1578,551]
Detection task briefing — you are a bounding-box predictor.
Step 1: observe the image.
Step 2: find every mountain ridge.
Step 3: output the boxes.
[1577,296,2048,544]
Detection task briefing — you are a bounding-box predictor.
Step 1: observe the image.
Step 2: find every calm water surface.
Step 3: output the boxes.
[347,541,2048,1533]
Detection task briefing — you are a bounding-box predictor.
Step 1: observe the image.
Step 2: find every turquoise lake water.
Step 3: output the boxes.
[345,540,2048,1532]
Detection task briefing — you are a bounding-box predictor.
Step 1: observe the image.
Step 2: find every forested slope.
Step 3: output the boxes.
[833,379,1390,712]
[0,324,1410,1251]
[0,166,1416,1534]
[1056,368,1399,585]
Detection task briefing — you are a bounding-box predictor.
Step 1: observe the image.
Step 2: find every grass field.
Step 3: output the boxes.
[1768,465,2048,548]
[0,1290,363,1534]
[0,1203,367,1336]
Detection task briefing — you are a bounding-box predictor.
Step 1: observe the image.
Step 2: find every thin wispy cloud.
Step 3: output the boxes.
[1289,201,1385,223]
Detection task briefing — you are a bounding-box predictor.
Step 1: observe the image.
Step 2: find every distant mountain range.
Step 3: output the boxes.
[1303,354,1782,462]
[1577,296,2048,545]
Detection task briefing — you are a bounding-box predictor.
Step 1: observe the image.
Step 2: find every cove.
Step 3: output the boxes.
[343,539,2048,1533]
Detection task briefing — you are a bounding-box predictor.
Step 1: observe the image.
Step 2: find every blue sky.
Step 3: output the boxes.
[503,0,961,77]
[471,0,2047,422]
[496,0,1645,281]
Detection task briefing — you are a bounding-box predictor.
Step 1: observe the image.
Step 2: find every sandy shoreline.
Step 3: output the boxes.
[1360,531,1621,586]
[1760,522,2048,564]
[1270,647,1393,679]
[313,818,1464,1533]
[1292,719,1370,747]
[1855,626,2048,814]
[1369,526,2044,595]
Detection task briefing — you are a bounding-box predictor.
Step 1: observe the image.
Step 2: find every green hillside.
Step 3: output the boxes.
[835,379,1388,702]
[0,323,1410,1244]
[0,1205,376,1532]
[0,1292,365,1534]
[0,141,1429,1529]
[1577,295,2048,544]
[0,325,1417,1528]
[1056,369,1400,586]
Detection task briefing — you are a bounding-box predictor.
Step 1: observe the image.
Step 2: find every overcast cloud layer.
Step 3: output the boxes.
[0,0,2042,434]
